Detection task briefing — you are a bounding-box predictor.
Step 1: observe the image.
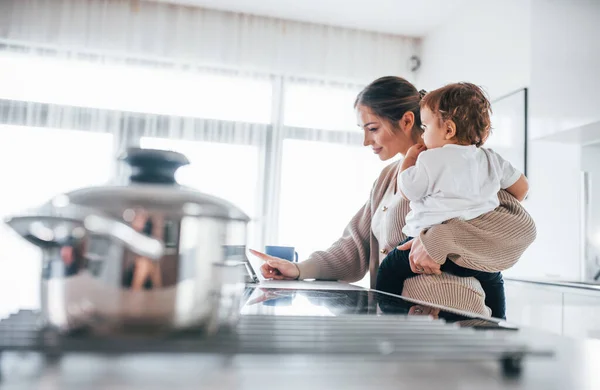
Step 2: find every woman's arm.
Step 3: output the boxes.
[418,190,536,272]
[256,162,397,283]
[294,162,403,282]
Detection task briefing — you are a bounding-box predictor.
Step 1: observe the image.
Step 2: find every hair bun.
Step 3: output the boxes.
[418,89,427,99]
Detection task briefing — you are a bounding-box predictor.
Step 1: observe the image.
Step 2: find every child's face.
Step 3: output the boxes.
[420,107,449,149]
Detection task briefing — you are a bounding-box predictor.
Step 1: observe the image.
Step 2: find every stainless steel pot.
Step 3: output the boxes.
[5,148,250,335]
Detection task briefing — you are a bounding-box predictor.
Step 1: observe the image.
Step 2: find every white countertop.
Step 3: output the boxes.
[505,277,600,292]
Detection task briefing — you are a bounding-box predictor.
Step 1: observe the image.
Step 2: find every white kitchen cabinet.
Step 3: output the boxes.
[563,291,600,340]
[504,281,563,335]
[505,280,600,340]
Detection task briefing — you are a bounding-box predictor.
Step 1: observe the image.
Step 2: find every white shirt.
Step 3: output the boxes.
[371,183,403,263]
[398,144,521,237]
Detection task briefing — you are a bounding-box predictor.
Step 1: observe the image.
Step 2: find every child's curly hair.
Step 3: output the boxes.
[420,82,492,147]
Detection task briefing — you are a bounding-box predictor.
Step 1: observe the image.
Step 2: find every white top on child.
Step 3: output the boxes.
[398,144,522,237]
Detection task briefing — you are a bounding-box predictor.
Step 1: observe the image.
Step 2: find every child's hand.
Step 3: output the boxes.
[406,144,427,160]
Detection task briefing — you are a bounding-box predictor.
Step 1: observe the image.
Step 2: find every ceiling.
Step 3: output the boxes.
[148,0,470,37]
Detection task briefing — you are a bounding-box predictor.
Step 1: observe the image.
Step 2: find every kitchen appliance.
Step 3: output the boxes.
[4,148,250,334]
[0,289,554,379]
[580,143,600,283]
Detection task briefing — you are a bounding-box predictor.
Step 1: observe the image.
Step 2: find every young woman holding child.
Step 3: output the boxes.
[375,82,528,319]
[251,76,535,317]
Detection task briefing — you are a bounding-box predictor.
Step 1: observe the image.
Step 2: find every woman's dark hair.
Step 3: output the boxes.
[420,82,492,147]
[354,76,425,141]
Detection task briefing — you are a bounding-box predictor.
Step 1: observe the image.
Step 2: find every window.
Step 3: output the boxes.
[278,140,386,261]
[0,51,384,300]
[0,125,114,318]
[0,52,272,123]
[283,82,362,131]
[140,137,262,247]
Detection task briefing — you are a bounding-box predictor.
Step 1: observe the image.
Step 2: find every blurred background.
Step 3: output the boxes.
[0,0,599,338]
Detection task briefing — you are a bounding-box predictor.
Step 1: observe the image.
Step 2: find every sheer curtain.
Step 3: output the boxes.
[0,0,417,83]
[276,78,390,261]
[0,49,273,316]
[0,0,418,316]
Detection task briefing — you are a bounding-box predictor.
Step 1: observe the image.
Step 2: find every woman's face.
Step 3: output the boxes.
[357,105,415,161]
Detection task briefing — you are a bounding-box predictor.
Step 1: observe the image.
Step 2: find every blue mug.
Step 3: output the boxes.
[265,245,298,263]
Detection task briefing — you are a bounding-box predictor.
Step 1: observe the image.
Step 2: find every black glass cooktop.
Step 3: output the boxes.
[239,286,518,331]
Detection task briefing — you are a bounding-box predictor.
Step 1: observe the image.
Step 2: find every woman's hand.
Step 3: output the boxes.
[397,237,441,275]
[249,249,300,280]
[247,288,295,305]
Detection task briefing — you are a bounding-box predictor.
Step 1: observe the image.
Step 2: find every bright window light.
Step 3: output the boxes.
[0,125,114,318]
[284,82,362,131]
[140,137,262,249]
[140,137,260,218]
[278,139,388,262]
[0,52,272,123]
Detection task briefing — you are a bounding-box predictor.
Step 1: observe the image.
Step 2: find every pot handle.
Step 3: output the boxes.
[121,148,190,185]
[5,214,164,261]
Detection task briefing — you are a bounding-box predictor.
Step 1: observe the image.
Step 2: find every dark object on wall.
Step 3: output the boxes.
[409,55,421,72]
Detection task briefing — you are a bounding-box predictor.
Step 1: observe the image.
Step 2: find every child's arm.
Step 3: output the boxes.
[400,144,426,173]
[398,144,428,201]
[487,148,529,202]
[505,174,529,201]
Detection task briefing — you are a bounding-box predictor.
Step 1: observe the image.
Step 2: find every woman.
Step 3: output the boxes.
[250,76,536,317]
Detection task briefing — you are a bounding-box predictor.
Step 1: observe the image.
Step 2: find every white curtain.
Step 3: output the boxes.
[0,0,418,84]
[0,0,416,316]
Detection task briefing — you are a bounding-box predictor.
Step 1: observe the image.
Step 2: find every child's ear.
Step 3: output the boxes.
[444,120,457,139]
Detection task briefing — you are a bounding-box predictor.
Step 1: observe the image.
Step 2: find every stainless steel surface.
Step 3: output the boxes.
[580,145,600,283]
[0,306,566,389]
[581,170,590,281]
[5,213,164,260]
[0,310,542,358]
[3,148,250,334]
[0,349,583,390]
[0,289,571,389]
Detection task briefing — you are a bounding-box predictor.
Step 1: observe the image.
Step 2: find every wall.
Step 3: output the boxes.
[528,0,600,139]
[416,0,531,100]
[520,141,582,280]
[522,0,600,280]
[416,0,537,276]
[417,0,600,281]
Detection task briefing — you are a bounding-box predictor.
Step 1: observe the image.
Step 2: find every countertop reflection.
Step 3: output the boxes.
[239,285,517,331]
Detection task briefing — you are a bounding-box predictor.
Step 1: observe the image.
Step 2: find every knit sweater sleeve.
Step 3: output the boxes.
[419,190,536,272]
[296,197,372,282]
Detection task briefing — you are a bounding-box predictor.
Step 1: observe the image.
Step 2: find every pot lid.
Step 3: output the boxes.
[62,148,250,222]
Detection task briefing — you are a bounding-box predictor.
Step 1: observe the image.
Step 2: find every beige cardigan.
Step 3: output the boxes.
[297,160,536,316]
